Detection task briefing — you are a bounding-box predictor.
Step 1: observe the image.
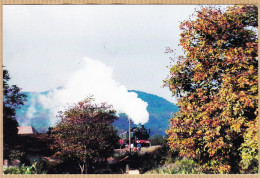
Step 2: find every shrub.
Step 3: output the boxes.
[4,162,47,174]
[9,149,25,162]
[150,134,164,146]
[145,158,203,174]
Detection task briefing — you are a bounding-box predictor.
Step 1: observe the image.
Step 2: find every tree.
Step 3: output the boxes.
[150,134,164,146]
[51,97,119,174]
[164,5,258,173]
[3,69,26,149]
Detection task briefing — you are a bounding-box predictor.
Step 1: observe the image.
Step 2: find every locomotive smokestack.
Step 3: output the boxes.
[141,125,144,129]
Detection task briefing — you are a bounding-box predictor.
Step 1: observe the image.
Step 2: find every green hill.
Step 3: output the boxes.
[15,90,179,135]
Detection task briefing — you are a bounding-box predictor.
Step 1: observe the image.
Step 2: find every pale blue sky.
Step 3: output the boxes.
[3,5,229,103]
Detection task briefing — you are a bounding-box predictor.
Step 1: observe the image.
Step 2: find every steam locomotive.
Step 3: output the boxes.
[119,125,151,147]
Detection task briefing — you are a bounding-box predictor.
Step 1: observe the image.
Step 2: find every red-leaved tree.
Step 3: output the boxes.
[165,5,258,173]
[52,97,119,174]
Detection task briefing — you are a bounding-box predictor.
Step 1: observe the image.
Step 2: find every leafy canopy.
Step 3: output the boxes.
[52,97,119,174]
[165,5,258,173]
[3,69,26,148]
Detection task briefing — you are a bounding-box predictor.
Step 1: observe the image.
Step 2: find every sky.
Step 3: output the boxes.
[3,5,218,104]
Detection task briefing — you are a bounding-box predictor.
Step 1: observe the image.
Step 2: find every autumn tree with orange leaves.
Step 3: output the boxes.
[165,5,258,173]
[51,97,119,174]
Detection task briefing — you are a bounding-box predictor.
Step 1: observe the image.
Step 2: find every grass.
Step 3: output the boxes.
[144,158,203,174]
[139,145,161,155]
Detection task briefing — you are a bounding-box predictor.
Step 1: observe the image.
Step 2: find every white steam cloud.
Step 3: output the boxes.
[39,57,149,126]
[26,98,37,118]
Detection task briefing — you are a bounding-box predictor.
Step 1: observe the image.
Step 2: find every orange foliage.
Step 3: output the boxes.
[165,5,258,173]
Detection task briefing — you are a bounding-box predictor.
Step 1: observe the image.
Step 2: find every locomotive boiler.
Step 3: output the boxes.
[119,125,151,147]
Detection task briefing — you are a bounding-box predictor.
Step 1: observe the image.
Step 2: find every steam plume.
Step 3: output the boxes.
[38,57,149,126]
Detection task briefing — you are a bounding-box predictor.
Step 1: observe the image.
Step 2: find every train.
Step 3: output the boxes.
[119,125,151,147]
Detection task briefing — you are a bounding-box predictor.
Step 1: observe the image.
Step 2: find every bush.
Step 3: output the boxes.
[145,158,203,174]
[4,162,47,174]
[173,158,202,174]
[150,134,164,146]
[9,150,25,162]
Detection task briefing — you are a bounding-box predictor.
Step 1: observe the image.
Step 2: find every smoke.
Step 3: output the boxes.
[38,57,149,126]
[26,98,37,118]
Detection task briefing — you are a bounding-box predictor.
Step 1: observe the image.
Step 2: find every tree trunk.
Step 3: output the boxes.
[78,162,84,174]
